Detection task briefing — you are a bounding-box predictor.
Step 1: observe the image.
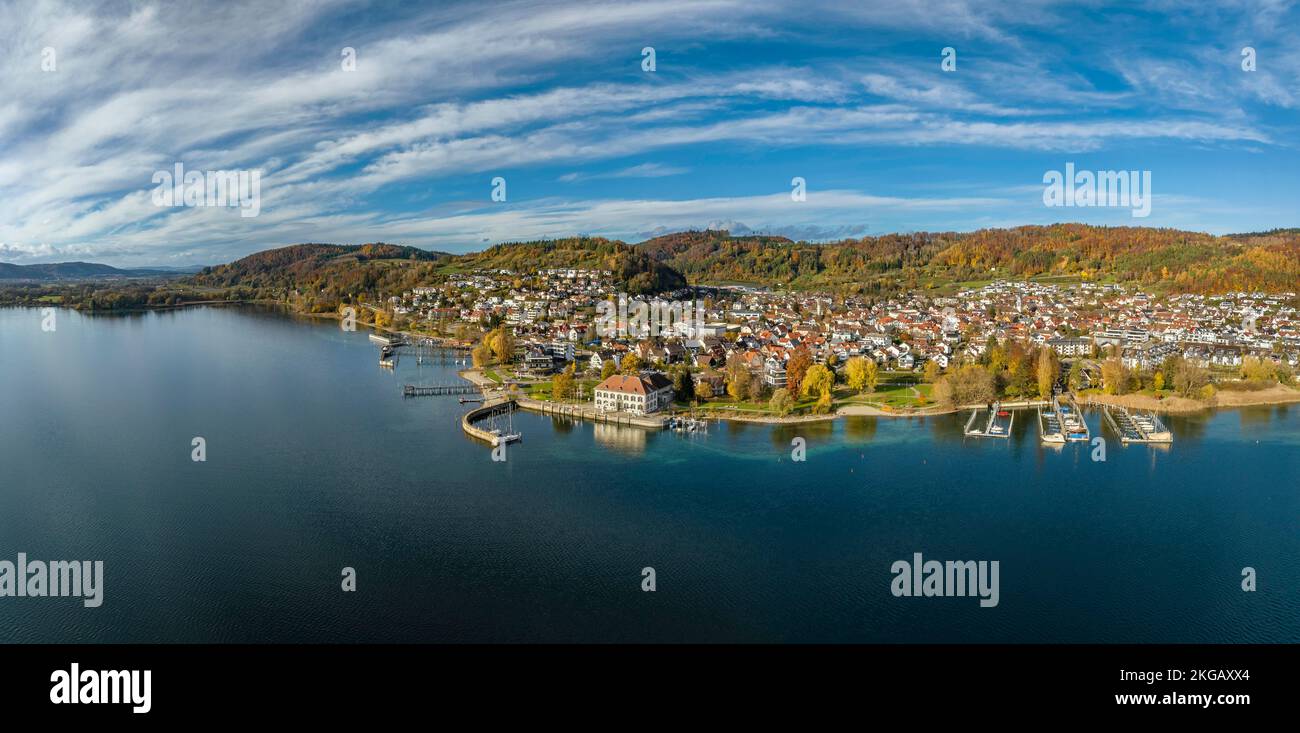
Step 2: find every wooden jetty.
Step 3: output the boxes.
[1038,406,1065,443]
[1102,405,1172,443]
[965,402,1013,438]
[403,384,480,396]
[1056,396,1090,442]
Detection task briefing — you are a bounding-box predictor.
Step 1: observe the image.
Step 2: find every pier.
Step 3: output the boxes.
[964,402,1013,438]
[1055,396,1090,442]
[1102,405,1173,443]
[369,333,406,347]
[404,384,481,396]
[461,399,522,446]
[1038,406,1065,443]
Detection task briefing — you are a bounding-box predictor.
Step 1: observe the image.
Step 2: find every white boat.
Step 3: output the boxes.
[1132,412,1173,442]
[489,406,522,446]
[1039,407,1065,443]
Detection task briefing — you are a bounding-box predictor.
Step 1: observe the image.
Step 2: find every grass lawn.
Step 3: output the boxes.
[522,377,601,402]
[837,382,933,408]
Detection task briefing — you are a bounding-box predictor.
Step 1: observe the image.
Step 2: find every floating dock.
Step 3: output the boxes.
[1102,405,1173,443]
[965,403,1013,438]
[1056,396,1090,442]
[1038,406,1065,443]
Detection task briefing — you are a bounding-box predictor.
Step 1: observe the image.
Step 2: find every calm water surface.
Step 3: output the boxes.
[1,306,1296,642]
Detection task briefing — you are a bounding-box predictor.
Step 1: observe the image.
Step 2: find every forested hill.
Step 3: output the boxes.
[184,238,687,312]
[194,242,446,283]
[452,237,686,294]
[180,224,1298,313]
[638,225,1300,294]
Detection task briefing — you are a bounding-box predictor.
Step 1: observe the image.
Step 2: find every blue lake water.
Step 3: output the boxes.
[0,305,1296,642]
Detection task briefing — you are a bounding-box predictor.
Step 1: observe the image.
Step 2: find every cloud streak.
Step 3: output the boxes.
[0,0,1295,264]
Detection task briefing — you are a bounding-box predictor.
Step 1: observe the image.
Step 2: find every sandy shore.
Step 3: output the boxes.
[836,403,953,418]
[1082,384,1300,414]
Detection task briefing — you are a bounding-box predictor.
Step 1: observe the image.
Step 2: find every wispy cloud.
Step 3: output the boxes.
[558,163,690,182]
[0,0,1296,265]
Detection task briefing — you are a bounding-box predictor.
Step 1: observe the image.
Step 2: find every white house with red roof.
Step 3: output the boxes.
[592,373,675,414]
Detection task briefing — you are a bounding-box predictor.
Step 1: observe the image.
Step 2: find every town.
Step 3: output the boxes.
[381,266,1300,420]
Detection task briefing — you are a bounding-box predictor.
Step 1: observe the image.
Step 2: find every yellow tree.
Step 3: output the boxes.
[923,360,940,384]
[488,327,515,363]
[1036,348,1059,399]
[620,352,642,374]
[844,356,869,393]
[725,358,751,400]
[552,363,576,400]
[769,388,794,415]
[801,364,833,398]
[812,387,833,414]
[1100,357,1128,395]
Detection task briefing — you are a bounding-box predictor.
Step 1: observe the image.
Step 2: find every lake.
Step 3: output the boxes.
[0,305,1296,642]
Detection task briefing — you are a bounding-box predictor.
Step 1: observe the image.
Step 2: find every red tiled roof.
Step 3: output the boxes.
[595,373,671,395]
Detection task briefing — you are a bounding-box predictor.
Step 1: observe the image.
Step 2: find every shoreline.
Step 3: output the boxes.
[30,302,1293,422]
[1081,386,1300,414]
[459,365,1299,427]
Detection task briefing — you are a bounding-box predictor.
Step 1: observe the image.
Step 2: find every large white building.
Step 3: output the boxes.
[593,373,675,415]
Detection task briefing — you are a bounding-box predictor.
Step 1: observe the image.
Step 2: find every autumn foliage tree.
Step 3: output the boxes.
[785,346,812,396]
[933,365,996,407]
[1036,348,1060,399]
[801,364,834,398]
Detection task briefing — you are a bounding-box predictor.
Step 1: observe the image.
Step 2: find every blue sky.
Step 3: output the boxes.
[1,0,1298,266]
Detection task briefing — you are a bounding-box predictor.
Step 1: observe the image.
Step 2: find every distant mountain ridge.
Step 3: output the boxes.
[0,261,190,281]
[9,224,1299,297]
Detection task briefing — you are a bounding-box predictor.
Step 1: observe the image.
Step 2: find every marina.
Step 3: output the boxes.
[964,402,1013,438]
[1055,396,1090,442]
[460,399,522,446]
[1102,405,1173,443]
[1038,406,1065,443]
[667,416,710,433]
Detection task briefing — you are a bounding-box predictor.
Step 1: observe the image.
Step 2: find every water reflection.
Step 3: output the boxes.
[843,416,879,443]
[592,422,648,455]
